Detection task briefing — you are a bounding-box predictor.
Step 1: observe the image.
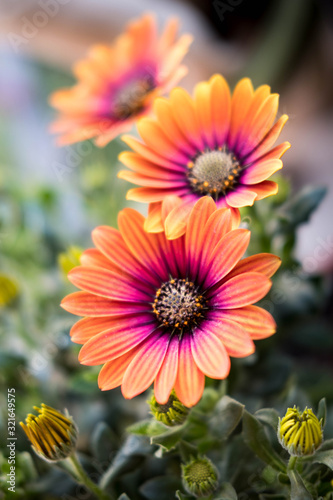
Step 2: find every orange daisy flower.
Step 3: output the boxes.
[49,14,192,147]
[61,197,280,407]
[118,75,290,238]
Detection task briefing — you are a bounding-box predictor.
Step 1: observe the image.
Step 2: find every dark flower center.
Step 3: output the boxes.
[187,147,241,198]
[153,278,206,331]
[112,75,155,120]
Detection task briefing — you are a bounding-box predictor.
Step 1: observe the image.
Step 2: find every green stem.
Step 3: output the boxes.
[66,453,112,500]
[288,455,297,470]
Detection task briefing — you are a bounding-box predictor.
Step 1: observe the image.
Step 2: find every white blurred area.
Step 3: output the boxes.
[0,0,332,272]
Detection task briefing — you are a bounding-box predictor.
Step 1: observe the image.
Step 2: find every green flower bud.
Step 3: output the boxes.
[149,390,190,426]
[58,246,82,279]
[278,406,323,456]
[20,404,78,462]
[181,456,219,498]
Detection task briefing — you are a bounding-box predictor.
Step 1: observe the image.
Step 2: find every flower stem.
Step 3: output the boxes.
[288,456,297,470]
[67,453,112,500]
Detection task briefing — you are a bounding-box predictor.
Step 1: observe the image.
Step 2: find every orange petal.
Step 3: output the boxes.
[210,74,231,147]
[245,114,289,163]
[144,202,164,233]
[186,197,216,272]
[226,187,257,207]
[119,151,175,178]
[225,253,281,280]
[206,316,255,357]
[154,97,195,155]
[68,265,152,301]
[61,291,145,317]
[98,346,141,391]
[174,335,205,407]
[122,135,183,171]
[118,208,168,280]
[194,81,215,148]
[214,306,276,340]
[78,319,155,365]
[164,199,194,240]
[228,78,253,150]
[212,272,272,309]
[203,229,250,288]
[170,88,204,150]
[242,159,282,184]
[252,180,278,200]
[80,249,114,271]
[70,316,118,344]
[137,118,188,163]
[122,333,169,399]
[154,335,179,404]
[191,327,230,378]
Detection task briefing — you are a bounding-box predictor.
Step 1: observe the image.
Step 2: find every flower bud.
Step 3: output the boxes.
[0,274,19,307]
[278,406,323,456]
[149,390,190,426]
[20,404,78,462]
[181,456,219,498]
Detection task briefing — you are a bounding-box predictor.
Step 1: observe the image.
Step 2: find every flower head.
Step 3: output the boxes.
[118,74,290,238]
[50,14,192,147]
[181,456,219,497]
[61,197,280,407]
[20,404,78,462]
[149,389,190,426]
[278,406,323,457]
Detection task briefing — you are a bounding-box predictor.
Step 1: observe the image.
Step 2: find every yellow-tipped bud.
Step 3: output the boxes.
[20,404,78,462]
[278,406,323,456]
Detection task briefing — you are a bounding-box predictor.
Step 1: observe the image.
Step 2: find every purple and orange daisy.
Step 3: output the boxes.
[61,197,280,407]
[49,14,192,147]
[118,75,290,238]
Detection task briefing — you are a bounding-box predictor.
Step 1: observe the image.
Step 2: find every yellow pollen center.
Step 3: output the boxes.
[113,76,155,119]
[153,278,206,331]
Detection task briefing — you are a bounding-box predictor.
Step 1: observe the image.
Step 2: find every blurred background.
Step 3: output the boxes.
[0,0,333,498]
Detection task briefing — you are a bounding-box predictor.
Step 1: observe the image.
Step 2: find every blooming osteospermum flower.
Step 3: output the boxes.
[61,197,280,407]
[49,14,192,147]
[118,75,290,238]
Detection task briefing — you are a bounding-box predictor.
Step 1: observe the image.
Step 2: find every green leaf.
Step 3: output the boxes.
[317,398,327,427]
[211,396,244,439]
[216,482,238,499]
[151,424,185,451]
[127,419,167,437]
[242,410,286,473]
[287,470,313,500]
[255,408,279,431]
[277,185,327,228]
[91,422,117,462]
[311,450,333,470]
[99,435,153,490]
[139,476,182,500]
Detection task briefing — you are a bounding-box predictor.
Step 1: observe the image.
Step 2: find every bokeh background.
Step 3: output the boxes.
[0,0,333,498]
